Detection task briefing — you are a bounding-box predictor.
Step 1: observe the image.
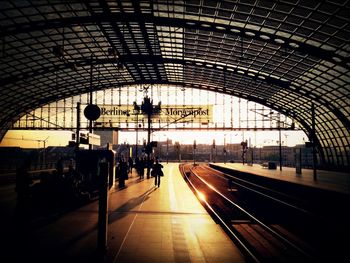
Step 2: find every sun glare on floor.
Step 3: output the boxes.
[197,191,206,202]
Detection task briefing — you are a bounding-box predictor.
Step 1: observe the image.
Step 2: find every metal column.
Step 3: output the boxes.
[311,103,317,180]
[76,102,81,150]
[97,161,109,258]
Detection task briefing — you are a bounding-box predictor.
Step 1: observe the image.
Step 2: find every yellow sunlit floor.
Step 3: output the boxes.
[105,163,245,263]
[2,163,245,263]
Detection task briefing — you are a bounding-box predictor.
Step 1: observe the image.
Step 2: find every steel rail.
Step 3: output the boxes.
[179,164,260,263]
[186,164,315,262]
[202,165,316,217]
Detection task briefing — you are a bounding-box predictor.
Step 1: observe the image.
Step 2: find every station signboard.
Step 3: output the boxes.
[88,133,101,146]
[94,105,213,125]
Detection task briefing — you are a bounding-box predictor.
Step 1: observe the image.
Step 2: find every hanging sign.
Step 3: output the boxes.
[84,104,101,121]
[94,105,213,124]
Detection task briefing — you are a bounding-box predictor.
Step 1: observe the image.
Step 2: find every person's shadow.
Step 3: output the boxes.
[108,186,157,222]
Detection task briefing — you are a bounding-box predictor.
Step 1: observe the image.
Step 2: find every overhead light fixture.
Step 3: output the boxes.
[67,62,77,71]
[230,28,240,33]
[108,47,124,69]
[52,45,64,58]
[289,42,299,48]
[117,61,124,70]
[216,26,226,31]
[275,38,285,44]
[186,21,196,26]
[260,34,270,40]
[332,56,342,63]
[245,31,255,37]
[108,47,118,57]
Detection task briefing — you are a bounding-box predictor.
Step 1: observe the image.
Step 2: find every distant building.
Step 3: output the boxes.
[94,130,118,147]
[294,144,313,168]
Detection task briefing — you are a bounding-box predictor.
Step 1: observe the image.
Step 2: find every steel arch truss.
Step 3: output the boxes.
[0,0,349,168]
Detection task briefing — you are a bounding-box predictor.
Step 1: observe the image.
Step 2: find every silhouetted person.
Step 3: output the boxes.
[15,158,32,225]
[152,159,164,187]
[15,159,32,201]
[137,157,145,179]
[135,157,139,176]
[128,157,133,175]
[118,158,128,188]
[56,157,64,175]
[68,158,75,174]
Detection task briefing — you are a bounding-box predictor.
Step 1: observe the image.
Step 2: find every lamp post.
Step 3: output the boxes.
[166,137,169,164]
[136,118,139,159]
[175,142,181,162]
[212,139,216,163]
[277,114,282,171]
[133,102,140,159]
[241,140,247,165]
[279,126,282,171]
[42,137,49,168]
[311,103,317,180]
[76,102,81,151]
[193,140,196,166]
[134,96,161,179]
[224,135,226,164]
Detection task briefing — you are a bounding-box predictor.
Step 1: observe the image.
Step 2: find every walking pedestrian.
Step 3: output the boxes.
[118,157,128,188]
[15,158,32,224]
[152,158,164,187]
[128,156,133,175]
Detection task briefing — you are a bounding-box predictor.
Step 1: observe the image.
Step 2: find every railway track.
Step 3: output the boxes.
[180,163,346,263]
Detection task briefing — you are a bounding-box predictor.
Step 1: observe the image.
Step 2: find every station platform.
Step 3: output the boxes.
[1,163,246,263]
[210,163,350,194]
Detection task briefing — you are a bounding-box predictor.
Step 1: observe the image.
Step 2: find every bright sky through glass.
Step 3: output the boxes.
[0,85,307,148]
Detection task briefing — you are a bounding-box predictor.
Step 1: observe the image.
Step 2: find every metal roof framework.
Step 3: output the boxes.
[0,0,349,168]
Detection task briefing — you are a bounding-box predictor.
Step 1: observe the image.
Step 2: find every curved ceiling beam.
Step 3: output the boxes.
[2,55,349,131]
[0,79,298,131]
[1,13,348,69]
[0,78,330,164]
[1,55,290,88]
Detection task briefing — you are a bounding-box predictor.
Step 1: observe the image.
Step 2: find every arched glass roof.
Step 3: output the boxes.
[0,0,349,168]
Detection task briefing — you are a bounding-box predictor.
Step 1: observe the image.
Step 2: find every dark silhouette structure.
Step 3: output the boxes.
[0,1,349,170]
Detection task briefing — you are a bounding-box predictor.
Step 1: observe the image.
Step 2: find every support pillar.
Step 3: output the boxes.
[311,103,317,180]
[97,161,109,258]
[146,112,151,179]
[76,102,80,151]
[279,128,282,171]
[89,56,93,150]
